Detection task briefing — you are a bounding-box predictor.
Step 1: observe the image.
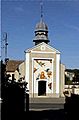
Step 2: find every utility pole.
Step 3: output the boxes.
[1,32,9,80]
[1,33,4,61]
[2,32,9,64]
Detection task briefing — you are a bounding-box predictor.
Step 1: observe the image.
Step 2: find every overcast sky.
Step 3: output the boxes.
[1,0,79,69]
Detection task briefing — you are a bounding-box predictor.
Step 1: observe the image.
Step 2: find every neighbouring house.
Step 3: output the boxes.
[14,61,25,81]
[6,60,24,80]
[64,85,79,97]
[64,69,79,96]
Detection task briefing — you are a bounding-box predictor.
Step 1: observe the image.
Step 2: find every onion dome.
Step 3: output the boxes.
[35,20,48,32]
[33,19,50,45]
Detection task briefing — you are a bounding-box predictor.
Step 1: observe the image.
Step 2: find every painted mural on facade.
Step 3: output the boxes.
[33,59,53,90]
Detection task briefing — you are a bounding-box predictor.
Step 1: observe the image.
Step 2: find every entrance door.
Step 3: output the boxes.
[38,81,46,96]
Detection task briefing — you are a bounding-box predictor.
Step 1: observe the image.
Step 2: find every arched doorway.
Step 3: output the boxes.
[38,81,46,96]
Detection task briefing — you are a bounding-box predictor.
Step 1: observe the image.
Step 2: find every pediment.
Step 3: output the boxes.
[25,42,60,54]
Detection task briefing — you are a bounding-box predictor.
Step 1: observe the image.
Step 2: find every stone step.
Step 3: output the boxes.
[29,103,64,111]
[29,97,65,104]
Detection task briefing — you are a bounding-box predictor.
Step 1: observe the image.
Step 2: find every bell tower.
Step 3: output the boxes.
[33,2,50,45]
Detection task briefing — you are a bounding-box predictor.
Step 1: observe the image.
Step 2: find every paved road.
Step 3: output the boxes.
[28,109,67,120]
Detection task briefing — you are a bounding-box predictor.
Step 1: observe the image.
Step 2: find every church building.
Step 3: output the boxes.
[25,9,65,98]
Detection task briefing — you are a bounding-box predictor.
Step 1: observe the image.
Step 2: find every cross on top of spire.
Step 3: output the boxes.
[40,1,43,21]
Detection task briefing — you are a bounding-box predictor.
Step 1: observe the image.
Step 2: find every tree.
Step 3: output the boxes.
[65,75,72,85]
[73,69,79,83]
[65,69,79,84]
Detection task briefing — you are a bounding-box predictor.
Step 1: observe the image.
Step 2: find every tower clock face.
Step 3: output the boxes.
[33,59,53,90]
[41,45,45,50]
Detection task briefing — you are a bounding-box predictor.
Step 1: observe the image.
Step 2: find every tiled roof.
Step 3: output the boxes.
[6,60,24,72]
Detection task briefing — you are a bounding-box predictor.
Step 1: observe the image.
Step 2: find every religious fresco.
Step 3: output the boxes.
[33,59,53,90]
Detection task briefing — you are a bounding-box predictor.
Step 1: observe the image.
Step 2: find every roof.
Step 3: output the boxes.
[35,20,48,32]
[6,60,24,72]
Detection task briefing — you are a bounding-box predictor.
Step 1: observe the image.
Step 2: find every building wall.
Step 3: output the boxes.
[60,64,65,97]
[14,70,19,81]
[14,62,25,81]
[31,52,55,97]
[19,62,25,78]
[7,72,15,80]
[25,43,65,98]
[25,52,62,98]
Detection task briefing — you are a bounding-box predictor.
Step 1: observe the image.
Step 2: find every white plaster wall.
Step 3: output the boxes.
[56,53,60,94]
[25,52,30,90]
[32,58,54,96]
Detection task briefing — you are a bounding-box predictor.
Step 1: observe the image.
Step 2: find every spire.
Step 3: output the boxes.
[40,1,43,21]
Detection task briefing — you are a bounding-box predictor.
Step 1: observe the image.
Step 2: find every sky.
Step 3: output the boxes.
[1,0,79,69]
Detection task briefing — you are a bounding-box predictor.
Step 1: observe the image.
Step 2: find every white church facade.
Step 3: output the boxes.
[25,14,65,98]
